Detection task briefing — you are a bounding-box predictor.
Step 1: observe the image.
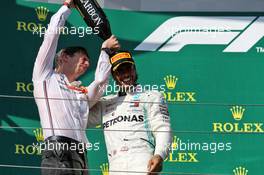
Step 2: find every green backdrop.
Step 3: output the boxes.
[0,0,263,174]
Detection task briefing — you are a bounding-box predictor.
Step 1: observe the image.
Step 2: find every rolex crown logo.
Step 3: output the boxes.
[171,136,180,150]
[100,163,109,175]
[164,75,178,90]
[35,6,49,21]
[230,106,245,121]
[33,128,44,142]
[233,166,248,175]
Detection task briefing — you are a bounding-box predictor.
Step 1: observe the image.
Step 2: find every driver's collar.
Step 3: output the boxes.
[118,84,139,96]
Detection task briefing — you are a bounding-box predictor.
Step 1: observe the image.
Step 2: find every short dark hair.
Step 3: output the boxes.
[54,46,89,68]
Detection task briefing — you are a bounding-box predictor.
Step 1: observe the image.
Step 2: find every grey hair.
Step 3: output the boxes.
[54,49,65,69]
[53,46,89,69]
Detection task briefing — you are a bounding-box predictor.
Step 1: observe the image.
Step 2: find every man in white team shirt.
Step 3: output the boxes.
[88,51,172,175]
[32,0,120,174]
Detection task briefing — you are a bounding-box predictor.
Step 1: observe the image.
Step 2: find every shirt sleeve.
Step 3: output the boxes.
[87,101,102,128]
[148,91,172,160]
[87,50,111,108]
[32,6,71,81]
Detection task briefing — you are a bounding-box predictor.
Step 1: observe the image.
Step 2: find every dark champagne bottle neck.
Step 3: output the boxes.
[74,0,112,40]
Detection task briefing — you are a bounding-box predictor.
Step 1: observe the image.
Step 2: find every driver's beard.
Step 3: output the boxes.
[119,82,137,93]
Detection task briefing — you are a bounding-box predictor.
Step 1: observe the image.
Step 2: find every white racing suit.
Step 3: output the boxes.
[88,88,172,175]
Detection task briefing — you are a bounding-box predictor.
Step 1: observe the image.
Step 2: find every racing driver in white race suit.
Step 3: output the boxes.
[88,51,172,175]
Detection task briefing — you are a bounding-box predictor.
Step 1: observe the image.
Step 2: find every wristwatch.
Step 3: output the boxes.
[101,48,116,56]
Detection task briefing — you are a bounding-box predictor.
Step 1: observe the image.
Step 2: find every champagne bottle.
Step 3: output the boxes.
[74,0,112,40]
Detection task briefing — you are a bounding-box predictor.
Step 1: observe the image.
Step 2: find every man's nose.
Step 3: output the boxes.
[123,70,130,76]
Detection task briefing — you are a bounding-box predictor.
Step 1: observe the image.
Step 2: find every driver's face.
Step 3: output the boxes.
[113,63,136,87]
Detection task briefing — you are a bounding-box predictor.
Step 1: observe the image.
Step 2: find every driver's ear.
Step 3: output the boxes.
[131,65,137,74]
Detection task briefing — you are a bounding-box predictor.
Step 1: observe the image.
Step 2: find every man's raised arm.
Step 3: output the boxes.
[87,35,120,108]
[32,4,71,81]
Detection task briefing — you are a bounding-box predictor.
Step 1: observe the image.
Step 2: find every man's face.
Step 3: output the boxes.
[65,52,89,78]
[113,63,137,88]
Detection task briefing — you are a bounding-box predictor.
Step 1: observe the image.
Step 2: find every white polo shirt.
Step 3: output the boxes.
[32,5,110,143]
